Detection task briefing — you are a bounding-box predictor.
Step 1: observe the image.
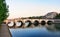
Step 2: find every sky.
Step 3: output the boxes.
[6,0,60,19]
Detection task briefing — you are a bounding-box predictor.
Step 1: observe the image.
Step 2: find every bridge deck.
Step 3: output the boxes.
[0,24,12,37]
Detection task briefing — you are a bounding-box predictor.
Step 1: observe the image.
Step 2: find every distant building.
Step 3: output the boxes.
[44,12,58,19]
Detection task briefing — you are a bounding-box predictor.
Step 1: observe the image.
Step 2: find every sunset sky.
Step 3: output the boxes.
[6,0,60,19]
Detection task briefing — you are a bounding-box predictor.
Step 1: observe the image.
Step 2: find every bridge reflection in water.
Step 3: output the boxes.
[46,23,60,31]
[8,22,60,31]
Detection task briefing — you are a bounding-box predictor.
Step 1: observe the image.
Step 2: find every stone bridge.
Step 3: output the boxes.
[4,19,60,28]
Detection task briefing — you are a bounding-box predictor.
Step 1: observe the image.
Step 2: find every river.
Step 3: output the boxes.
[9,24,60,37]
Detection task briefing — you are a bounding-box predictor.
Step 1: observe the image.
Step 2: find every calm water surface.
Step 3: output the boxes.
[9,24,60,37]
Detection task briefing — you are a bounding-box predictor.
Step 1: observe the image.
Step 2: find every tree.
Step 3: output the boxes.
[0,0,9,24]
[55,14,60,19]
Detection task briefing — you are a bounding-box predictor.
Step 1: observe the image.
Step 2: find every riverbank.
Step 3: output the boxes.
[0,24,12,37]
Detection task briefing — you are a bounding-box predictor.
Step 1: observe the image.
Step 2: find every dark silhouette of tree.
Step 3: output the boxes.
[55,14,60,19]
[28,16,43,19]
[0,0,9,24]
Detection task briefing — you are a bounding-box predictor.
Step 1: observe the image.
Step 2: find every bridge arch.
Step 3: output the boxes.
[33,20,39,26]
[8,21,15,28]
[25,20,32,27]
[15,21,24,28]
[47,19,54,25]
[47,20,53,25]
[41,20,46,25]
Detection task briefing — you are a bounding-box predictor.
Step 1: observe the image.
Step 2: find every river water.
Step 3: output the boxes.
[9,24,60,37]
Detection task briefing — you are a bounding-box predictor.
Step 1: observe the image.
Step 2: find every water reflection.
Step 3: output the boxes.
[10,24,60,37]
[46,23,60,31]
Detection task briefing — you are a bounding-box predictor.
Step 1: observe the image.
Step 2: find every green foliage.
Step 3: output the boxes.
[55,14,60,19]
[0,0,9,24]
[28,16,43,19]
